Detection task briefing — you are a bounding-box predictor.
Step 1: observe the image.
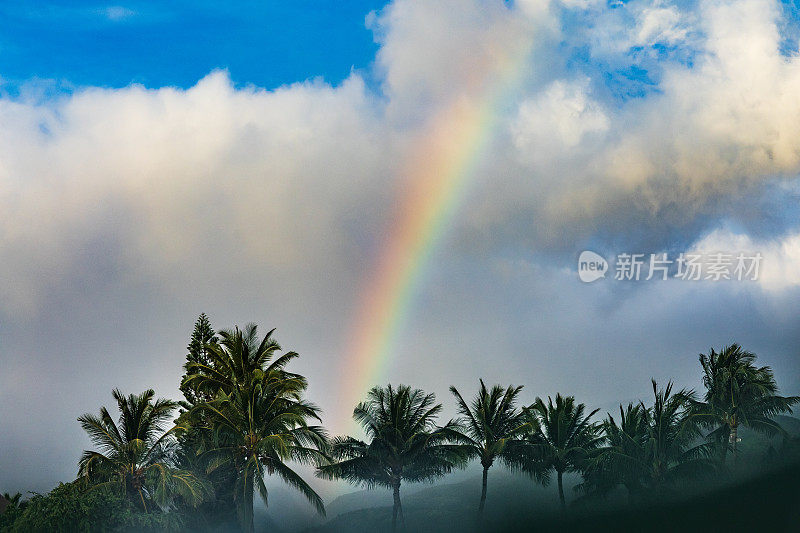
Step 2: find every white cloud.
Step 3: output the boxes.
[692,228,800,291]
[3,0,799,312]
[371,0,555,123]
[2,0,800,313]
[634,3,689,47]
[0,71,390,314]
[512,79,609,157]
[103,6,135,21]
[495,0,800,243]
[579,0,695,57]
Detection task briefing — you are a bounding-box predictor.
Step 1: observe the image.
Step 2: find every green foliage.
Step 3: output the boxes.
[1,481,182,532]
[175,313,239,529]
[448,380,533,517]
[182,323,328,533]
[77,389,209,512]
[693,344,800,462]
[582,402,650,500]
[516,455,800,533]
[449,380,529,468]
[318,384,468,488]
[0,493,25,532]
[172,419,238,531]
[7,329,800,532]
[317,384,468,531]
[1,493,22,508]
[181,313,219,405]
[583,381,715,503]
[518,393,601,509]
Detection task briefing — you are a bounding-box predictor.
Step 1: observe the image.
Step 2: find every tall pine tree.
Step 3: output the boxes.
[180,313,218,405]
[176,313,238,530]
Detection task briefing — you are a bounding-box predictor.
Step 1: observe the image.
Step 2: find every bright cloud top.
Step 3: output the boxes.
[2,0,799,316]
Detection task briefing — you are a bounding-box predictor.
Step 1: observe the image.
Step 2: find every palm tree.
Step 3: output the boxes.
[693,344,799,464]
[578,403,649,503]
[641,380,714,494]
[78,389,208,512]
[1,492,22,507]
[183,324,328,533]
[448,380,536,520]
[585,381,714,502]
[521,394,601,510]
[1,492,23,513]
[0,492,24,529]
[317,384,467,532]
[182,323,301,398]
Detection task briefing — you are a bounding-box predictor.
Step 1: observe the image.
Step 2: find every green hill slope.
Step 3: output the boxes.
[305,417,800,533]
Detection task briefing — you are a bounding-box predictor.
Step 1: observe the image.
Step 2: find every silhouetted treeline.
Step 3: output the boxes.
[1,314,798,533]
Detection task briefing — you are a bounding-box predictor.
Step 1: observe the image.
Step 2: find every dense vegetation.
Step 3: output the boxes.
[2,315,798,532]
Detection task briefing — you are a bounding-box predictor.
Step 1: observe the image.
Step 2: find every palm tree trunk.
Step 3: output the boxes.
[719,431,729,464]
[557,470,565,511]
[392,480,403,532]
[242,472,255,533]
[731,423,739,466]
[478,464,489,520]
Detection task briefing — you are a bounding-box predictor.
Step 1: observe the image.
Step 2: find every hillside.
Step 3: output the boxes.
[305,470,572,533]
[304,417,800,533]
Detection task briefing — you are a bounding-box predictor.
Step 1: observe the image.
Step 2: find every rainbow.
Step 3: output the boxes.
[337,35,532,431]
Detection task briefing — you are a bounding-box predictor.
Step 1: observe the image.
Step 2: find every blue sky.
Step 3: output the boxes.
[0,1,387,90]
[2,0,799,102]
